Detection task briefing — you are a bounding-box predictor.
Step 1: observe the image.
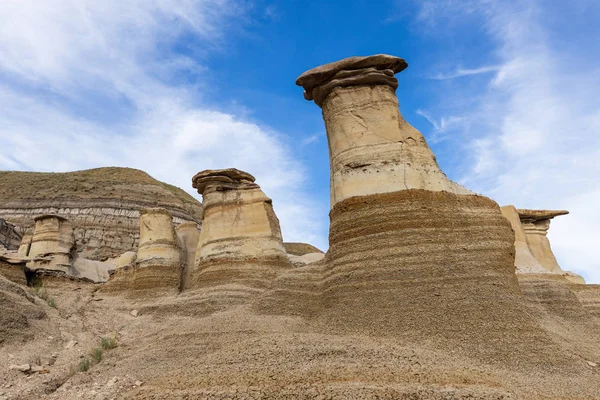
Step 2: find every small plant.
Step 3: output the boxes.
[79,358,90,372]
[100,336,118,350]
[48,298,57,308]
[91,347,103,363]
[29,278,51,301]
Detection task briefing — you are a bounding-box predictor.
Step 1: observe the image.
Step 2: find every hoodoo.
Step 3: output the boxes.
[297,54,571,366]
[190,168,289,291]
[296,54,471,208]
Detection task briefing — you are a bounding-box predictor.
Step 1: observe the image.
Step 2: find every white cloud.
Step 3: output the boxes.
[0,0,328,250]
[415,0,600,283]
[428,65,501,80]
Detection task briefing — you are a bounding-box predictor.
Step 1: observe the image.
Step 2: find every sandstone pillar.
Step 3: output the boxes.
[132,208,182,293]
[500,205,549,274]
[296,54,471,208]
[27,215,75,274]
[296,55,572,367]
[190,168,289,291]
[517,209,568,274]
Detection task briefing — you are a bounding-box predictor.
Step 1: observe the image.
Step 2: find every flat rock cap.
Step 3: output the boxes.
[517,209,569,221]
[296,54,408,93]
[34,214,69,222]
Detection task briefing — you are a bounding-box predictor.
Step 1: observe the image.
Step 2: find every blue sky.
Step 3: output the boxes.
[1,0,599,282]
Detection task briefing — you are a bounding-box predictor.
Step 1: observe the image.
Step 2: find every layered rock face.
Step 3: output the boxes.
[502,206,600,359]
[291,54,574,366]
[0,167,202,261]
[0,218,21,250]
[189,169,289,295]
[296,55,471,208]
[27,215,75,274]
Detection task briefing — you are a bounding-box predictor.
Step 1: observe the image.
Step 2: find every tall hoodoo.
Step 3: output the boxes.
[297,55,572,367]
[296,54,470,208]
[190,168,289,291]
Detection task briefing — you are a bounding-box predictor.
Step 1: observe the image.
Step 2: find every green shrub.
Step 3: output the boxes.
[100,336,118,350]
[91,347,103,363]
[79,358,90,372]
[47,298,56,308]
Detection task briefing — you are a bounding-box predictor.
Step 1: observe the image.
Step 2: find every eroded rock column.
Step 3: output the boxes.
[296,55,471,208]
[134,208,182,293]
[517,209,569,274]
[295,54,574,367]
[190,169,289,292]
[27,215,75,274]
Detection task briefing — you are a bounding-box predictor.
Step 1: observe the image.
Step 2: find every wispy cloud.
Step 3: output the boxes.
[412,0,600,283]
[416,109,468,143]
[0,0,328,250]
[428,65,501,80]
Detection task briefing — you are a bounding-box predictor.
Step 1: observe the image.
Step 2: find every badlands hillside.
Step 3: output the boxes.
[0,168,202,260]
[0,55,599,400]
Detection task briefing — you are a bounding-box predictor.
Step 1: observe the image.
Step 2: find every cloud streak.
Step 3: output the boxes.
[0,0,328,250]
[414,0,600,283]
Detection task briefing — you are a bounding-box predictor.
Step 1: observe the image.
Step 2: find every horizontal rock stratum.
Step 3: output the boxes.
[0,167,202,260]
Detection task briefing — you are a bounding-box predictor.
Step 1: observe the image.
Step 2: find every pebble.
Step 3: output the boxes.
[65,340,78,349]
[587,360,597,367]
[130,309,139,317]
[8,364,30,372]
[106,377,118,387]
[134,381,143,387]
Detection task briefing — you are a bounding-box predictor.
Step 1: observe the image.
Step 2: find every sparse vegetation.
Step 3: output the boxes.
[72,335,118,374]
[101,336,118,350]
[92,347,103,363]
[48,298,57,308]
[78,358,90,372]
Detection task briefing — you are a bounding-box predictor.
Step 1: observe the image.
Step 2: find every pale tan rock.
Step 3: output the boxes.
[134,208,182,293]
[500,205,549,274]
[17,233,32,256]
[297,54,472,208]
[70,257,113,283]
[115,251,137,270]
[26,215,75,274]
[517,209,568,274]
[176,222,200,291]
[190,168,289,291]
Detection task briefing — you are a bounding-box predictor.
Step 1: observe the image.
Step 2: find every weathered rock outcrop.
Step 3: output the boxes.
[501,206,600,360]
[189,169,290,296]
[103,208,182,296]
[26,215,75,274]
[283,54,584,369]
[0,218,21,250]
[0,274,45,344]
[0,167,202,261]
[283,242,323,256]
[296,54,471,208]
[176,222,200,291]
[517,209,570,274]
[500,206,549,274]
